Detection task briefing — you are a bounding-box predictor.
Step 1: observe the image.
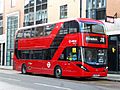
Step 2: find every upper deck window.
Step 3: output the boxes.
[80,22,105,34]
[16,23,56,39]
[24,29,31,38]
[35,24,56,36]
[59,20,79,35]
[16,30,24,39]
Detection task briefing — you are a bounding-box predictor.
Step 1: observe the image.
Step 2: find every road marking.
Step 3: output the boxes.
[35,83,72,90]
[0,77,21,82]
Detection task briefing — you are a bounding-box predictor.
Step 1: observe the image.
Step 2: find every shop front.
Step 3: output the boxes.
[104,18,120,73]
[108,35,120,73]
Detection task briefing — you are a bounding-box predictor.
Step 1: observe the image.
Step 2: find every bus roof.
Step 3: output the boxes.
[78,18,103,24]
[18,18,103,31]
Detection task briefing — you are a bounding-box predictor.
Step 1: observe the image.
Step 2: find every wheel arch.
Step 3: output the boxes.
[54,65,61,72]
[21,63,27,74]
[54,65,62,78]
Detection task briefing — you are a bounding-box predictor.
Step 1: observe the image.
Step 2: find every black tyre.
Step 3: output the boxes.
[54,66,62,78]
[21,64,27,74]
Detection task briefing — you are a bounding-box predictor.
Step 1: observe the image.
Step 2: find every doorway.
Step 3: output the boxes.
[108,36,119,72]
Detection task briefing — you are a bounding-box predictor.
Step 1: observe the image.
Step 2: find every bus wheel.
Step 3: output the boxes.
[54,66,62,78]
[21,64,27,74]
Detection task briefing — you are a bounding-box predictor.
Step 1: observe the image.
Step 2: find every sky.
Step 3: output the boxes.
[0,0,3,13]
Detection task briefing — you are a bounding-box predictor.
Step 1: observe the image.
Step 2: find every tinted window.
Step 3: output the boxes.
[66,47,78,61]
[81,22,105,34]
[59,20,79,35]
[35,24,56,37]
[50,48,57,59]
[24,29,31,38]
[59,47,80,61]
[15,50,22,59]
[16,49,53,60]
[21,50,30,59]
[16,30,23,39]
[45,24,56,36]
[35,26,45,36]
[59,49,66,60]
[32,50,43,59]
[31,28,36,37]
[68,21,79,33]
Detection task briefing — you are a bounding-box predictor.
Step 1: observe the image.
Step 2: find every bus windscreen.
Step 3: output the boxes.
[80,22,105,34]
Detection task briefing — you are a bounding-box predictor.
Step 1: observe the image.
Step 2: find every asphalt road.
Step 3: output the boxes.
[0,70,120,90]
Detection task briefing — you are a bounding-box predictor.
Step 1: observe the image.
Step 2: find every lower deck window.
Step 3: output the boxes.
[59,47,81,61]
[16,48,57,60]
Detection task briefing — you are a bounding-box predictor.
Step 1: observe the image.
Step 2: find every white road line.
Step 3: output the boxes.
[35,83,73,90]
[0,77,21,82]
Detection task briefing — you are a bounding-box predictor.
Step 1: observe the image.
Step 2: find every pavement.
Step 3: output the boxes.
[93,74,120,82]
[0,66,120,82]
[0,66,13,70]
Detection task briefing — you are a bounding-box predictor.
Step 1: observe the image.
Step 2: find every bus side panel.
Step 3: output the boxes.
[55,61,107,77]
[52,33,81,60]
[13,55,26,72]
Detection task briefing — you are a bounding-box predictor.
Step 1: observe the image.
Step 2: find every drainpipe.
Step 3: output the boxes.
[80,0,82,18]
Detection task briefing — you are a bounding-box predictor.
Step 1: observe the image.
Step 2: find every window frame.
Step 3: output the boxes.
[60,4,67,19]
[86,0,106,20]
[11,0,16,7]
[59,20,79,35]
[23,29,31,38]
[16,30,24,39]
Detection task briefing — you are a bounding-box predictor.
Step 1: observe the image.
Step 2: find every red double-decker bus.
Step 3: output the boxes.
[13,18,108,78]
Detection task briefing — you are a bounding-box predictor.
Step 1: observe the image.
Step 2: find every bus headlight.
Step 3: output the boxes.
[80,66,89,72]
[106,66,108,70]
[76,64,89,72]
[81,66,87,71]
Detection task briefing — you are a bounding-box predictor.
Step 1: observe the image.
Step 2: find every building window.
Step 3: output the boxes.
[60,4,67,19]
[24,0,34,26]
[11,0,16,7]
[97,0,102,8]
[86,0,106,20]
[36,0,47,24]
[96,8,106,20]
[6,15,18,65]
[24,0,48,26]
[101,0,105,7]
[0,14,3,35]
[92,0,96,9]
[0,21,3,35]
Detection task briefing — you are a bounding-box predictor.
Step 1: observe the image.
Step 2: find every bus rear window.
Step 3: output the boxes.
[80,22,105,34]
